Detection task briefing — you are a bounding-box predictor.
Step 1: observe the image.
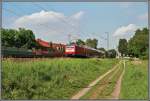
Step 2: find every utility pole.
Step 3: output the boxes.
[68,34,72,44]
[105,32,109,50]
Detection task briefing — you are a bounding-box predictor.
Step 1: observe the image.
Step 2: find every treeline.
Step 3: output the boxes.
[1,28,37,49]
[1,28,100,50]
[71,38,98,49]
[118,27,149,59]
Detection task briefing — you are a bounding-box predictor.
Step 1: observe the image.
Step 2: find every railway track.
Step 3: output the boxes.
[71,60,125,99]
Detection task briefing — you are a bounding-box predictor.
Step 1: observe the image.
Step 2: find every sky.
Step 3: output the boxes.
[2,2,148,49]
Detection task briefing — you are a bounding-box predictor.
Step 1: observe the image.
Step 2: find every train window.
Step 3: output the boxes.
[56,47,59,50]
[66,46,74,48]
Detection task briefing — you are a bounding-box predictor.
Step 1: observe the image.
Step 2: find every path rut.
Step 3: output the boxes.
[111,60,125,99]
[71,61,121,99]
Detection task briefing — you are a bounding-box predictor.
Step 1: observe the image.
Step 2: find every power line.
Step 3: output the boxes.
[3,7,66,35]
[4,4,106,48]
[3,7,22,17]
[92,33,107,40]
[32,3,77,33]
[32,2,91,41]
[3,7,82,45]
[33,2,107,44]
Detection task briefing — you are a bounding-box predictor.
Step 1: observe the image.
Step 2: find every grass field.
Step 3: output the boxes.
[120,60,148,99]
[2,58,118,99]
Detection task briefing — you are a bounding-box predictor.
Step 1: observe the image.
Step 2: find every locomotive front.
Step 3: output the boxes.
[65,45,76,56]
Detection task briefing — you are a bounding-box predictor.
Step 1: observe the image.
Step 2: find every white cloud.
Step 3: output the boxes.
[113,24,138,37]
[15,10,65,25]
[71,11,84,20]
[138,13,148,20]
[12,10,85,43]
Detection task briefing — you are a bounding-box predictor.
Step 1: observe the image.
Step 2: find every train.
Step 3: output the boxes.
[2,45,105,58]
[1,39,105,58]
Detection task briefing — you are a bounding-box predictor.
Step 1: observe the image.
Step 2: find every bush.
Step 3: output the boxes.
[106,49,117,58]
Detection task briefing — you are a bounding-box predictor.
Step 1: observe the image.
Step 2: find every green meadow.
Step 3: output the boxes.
[2,58,118,99]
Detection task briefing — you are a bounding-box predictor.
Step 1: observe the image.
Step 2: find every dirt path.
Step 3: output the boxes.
[111,60,125,99]
[88,66,121,99]
[71,61,121,99]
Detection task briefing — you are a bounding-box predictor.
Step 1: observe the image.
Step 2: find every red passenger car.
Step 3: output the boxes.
[36,39,66,57]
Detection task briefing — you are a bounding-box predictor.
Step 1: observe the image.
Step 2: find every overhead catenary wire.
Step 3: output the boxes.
[92,33,107,40]
[3,7,66,36]
[32,2,108,46]
[3,7,83,46]
[34,3,109,48]
[91,32,109,49]
[4,4,107,48]
[3,7,22,17]
[32,2,92,40]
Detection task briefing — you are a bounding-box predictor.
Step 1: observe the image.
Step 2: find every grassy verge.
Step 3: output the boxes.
[120,59,148,99]
[2,58,118,99]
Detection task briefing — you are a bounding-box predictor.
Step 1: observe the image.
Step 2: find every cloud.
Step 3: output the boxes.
[137,13,148,20]
[15,10,65,25]
[12,10,85,43]
[113,24,138,37]
[71,11,84,20]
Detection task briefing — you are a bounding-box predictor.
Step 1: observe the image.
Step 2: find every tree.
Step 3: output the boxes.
[85,38,98,49]
[98,47,106,58]
[118,39,128,57]
[1,28,17,47]
[1,28,37,49]
[128,28,149,58]
[75,39,85,46]
[106,49,117,58]
[15,28,36,49]
[98,47,106,52]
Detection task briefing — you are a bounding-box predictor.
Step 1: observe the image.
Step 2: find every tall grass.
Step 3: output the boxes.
[120,60,148,99]
[2,58,118,99]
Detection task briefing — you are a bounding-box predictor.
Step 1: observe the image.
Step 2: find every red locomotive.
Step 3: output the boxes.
[65,44,104,58]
